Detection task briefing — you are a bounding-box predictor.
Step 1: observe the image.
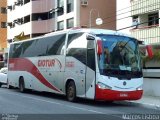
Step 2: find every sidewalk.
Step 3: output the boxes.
[129,95,160,109]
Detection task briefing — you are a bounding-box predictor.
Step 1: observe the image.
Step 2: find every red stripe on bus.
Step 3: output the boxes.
[9,58,61,93]
[95,85,143,101]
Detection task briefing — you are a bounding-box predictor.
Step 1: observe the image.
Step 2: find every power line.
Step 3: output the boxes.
[102,1,160,23]
[117,17,160,31]
[105,0,152,21]
[80,0,155,26]
[105,0,150,20]
[138,36,160,40]
[116,0,150,13]
[80,1,160,28]
[90,2,160,29]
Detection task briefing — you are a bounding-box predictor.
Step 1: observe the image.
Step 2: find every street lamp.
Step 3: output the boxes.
[89,9,103,28]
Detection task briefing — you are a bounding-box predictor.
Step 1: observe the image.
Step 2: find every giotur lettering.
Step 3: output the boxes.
[38,59,55,67]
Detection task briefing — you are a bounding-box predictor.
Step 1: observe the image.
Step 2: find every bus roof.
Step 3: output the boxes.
[10,28,134,45]
[45,28,133,38]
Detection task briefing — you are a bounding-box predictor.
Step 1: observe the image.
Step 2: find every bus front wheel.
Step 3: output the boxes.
[66,81,76,102]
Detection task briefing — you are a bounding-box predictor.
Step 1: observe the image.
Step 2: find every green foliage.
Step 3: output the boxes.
[143,50,160,62]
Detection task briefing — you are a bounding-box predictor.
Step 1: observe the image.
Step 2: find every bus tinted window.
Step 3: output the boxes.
[9,34,66,58]
[47,34,66,55]
[67,33,87,64]
[22,40,36,57]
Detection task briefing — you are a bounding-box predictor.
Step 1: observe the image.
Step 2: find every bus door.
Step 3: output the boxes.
[85,38,96,99]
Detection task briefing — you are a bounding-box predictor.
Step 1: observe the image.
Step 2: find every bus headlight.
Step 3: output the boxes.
[97,82,112,89]
[136,85,143,90]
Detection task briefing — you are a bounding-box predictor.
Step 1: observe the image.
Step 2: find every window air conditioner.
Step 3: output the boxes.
[81,0,88,6]
[7,22,12,27]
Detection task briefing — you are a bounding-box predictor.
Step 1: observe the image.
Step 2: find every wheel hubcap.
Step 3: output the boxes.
[68,86,74,98]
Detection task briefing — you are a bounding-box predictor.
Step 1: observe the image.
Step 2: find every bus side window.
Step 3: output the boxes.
[66,33,87,64]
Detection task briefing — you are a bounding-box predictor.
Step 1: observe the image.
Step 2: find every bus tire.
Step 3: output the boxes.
[19,77,25,93]
[0,83,2,88]
[66,81,76,102]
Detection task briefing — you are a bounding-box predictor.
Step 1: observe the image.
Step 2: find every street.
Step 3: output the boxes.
[0,86,160,120]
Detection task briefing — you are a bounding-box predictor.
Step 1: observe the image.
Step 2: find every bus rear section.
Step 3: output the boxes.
[94,34,143,101]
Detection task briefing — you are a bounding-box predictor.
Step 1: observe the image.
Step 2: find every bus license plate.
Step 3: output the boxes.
[120,93,128,97]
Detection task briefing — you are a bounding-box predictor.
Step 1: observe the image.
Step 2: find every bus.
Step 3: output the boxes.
[8,28,144,102]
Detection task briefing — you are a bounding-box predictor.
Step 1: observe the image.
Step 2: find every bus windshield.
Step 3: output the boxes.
[96,34,142,79]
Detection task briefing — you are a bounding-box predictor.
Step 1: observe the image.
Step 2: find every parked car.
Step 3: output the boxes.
[0,67,7,87]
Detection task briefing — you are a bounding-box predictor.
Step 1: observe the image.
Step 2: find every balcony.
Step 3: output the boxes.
[131,25,160,43]
[131,0,160,15]
[32,18,55,34]
[32,0,55,13]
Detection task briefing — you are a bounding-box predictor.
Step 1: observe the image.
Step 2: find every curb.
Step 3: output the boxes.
[124,101,160,110]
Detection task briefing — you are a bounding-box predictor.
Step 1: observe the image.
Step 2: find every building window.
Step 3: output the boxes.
[32,12,54,21]
[24,15,30,24]
[57,0,64,16]
[148,13,159,26]
[24,0,30,4]
[67,0,74,13]
[1,22,7,28]
[67,18,74,29]
[57,21,64,30]
[1,7,7,14]
[132,16,138,23]
[132,16,139,28]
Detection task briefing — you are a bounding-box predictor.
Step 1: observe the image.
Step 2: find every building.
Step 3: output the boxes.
[116,0,132,34]
[0,0,7,51]
[130,0,160,44]
[7,0,116,42]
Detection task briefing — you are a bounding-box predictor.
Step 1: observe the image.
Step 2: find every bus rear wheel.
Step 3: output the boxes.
[19,77,25,92]
[66,81,76,102]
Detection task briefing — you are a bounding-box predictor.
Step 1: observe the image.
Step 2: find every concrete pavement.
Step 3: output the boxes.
[126,95,160,110]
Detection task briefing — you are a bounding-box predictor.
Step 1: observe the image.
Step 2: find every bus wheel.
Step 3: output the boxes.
[19,77,25,92]
[66,81,76,102]
[0,83,2,88]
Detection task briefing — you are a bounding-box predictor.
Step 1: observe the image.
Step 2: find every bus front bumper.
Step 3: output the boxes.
[95,85,143,101]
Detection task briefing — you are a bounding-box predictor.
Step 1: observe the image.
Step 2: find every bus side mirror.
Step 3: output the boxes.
[146,45,153,58]
[86,34,95,40]
[97,40,102,55]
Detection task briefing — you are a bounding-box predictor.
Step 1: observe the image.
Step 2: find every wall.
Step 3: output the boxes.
[0,0,7,50]
[143,78,160,97]
[79,0,116,30]
[116,0,132,34]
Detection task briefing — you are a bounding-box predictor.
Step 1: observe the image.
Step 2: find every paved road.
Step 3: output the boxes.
[0,86,160,120]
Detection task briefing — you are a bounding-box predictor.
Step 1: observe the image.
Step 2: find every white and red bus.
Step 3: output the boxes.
[8,29,143,102]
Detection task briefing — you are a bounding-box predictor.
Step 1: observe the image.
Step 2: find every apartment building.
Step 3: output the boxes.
[7,0,116,42]
[0,0,7,51]
[130,0,160,44]
[116,0,132,34]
